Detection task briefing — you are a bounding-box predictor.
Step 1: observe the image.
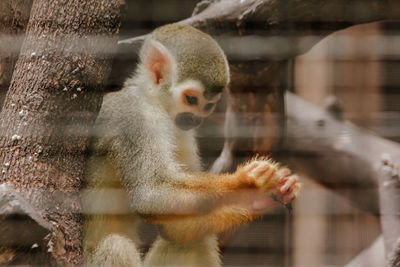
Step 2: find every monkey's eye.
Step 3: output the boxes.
[204,103,214,111]
[185,95,198,105]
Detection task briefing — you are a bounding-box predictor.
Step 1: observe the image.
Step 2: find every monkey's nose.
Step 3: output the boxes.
[175,113,203,131]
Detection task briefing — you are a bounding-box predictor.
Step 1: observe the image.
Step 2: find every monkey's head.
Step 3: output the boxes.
[138,24,230,131]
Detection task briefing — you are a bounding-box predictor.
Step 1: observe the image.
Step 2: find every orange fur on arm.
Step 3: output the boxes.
[179,165,260,194]
[155,205,257,244]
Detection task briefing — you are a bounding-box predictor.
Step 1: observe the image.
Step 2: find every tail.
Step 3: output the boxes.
[87,234,142,267]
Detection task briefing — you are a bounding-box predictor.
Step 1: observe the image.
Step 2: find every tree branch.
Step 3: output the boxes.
[0,184,53,265]
[283,92,400,262]
[110,0,400,91]
[345,235,385,267]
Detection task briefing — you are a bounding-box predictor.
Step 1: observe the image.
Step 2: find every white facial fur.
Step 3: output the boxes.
[169,79,221,118]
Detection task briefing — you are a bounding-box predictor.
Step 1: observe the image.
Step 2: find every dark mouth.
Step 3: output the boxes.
[175,113,203,131]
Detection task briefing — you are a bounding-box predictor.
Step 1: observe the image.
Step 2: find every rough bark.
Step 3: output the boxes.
[0,0,33,109]
[0,0,123,265]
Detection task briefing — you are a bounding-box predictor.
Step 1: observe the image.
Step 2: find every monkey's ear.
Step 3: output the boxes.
[143,41,172,85]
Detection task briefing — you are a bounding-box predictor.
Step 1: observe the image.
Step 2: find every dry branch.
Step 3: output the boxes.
[0,184,53,265]
[283,92,400,263]
[345,235,385,267]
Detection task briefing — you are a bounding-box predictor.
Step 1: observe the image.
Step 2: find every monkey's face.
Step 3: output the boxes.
[171,80,221,131]
[140,38,227,130]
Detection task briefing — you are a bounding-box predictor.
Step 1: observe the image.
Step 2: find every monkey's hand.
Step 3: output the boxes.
[235,159,301,212]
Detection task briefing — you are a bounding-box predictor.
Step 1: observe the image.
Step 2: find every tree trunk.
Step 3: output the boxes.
[0,0,33,109]
[0,0,123,265]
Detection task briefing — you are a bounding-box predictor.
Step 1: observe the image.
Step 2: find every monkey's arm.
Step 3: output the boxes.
[143,163,300,243]
[104,127,297,217]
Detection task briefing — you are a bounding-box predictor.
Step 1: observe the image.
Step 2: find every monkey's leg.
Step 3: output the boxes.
[143,235,220,267]
[87,234,142,267]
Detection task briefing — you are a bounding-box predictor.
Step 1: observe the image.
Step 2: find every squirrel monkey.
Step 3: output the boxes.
[84,24,301,267]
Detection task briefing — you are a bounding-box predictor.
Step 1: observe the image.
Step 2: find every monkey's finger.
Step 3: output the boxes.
[279,175,298,194]
[275,168,292,188]
[282,183,302,204]
[276,167,291,178]
[253,163,276,180]
[282,191,296,204]
[242,161,260,173]
[292,183,302,197]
